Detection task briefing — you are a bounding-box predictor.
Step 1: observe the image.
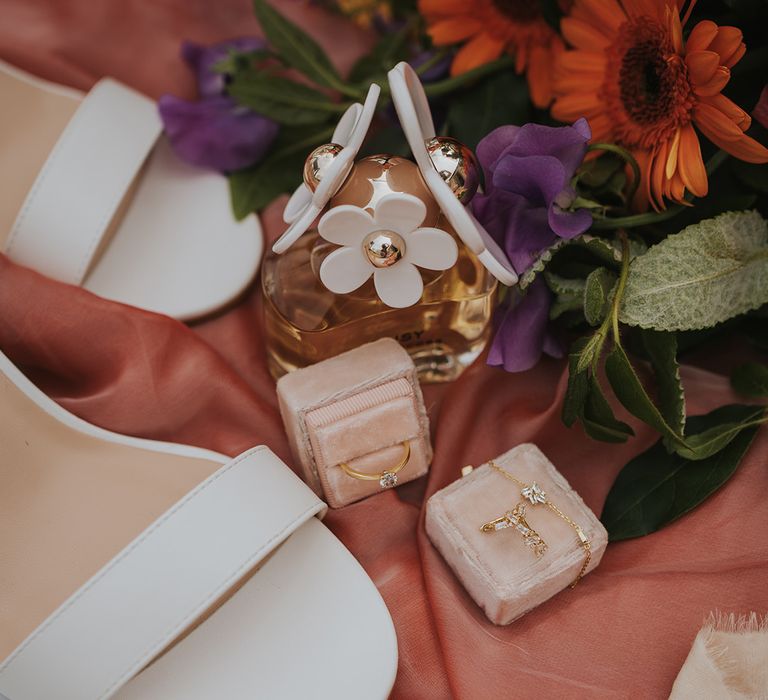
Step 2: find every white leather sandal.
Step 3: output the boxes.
[0,61,263,321]
[0,351,397,699]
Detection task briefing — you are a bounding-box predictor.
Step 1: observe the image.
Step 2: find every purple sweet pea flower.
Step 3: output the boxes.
[472,119,593,372]
[487,278,564,373]
[159,38,279,172]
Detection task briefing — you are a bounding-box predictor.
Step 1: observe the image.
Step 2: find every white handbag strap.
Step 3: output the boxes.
[4,78,161,285]
[0,446,325,700]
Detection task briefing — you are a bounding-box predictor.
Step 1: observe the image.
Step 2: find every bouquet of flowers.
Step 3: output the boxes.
[160,0,768,541]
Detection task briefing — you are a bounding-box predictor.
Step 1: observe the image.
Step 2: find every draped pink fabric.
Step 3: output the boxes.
[1,2,767,697]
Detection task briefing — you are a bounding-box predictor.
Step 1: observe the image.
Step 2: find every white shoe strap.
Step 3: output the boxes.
[4,78,161,286]
[0,446,325,700]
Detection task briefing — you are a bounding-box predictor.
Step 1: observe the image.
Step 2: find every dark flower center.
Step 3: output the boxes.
[620,39,676,124]
[491,0,541,22]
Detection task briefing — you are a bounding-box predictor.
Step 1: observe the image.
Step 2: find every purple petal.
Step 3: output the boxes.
[476,125,520,180]
[502,121,591,179]
[548,205,593,240]
[158,94,279,172]
[493,154,567,206]
[472,192,557,272]
[754,84,768,130]
[409,49,451,83]
[487,278,553,372]
[182,37,266,98]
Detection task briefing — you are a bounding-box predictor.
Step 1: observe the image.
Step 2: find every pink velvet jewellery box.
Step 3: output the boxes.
[426,444,608,625]
[277,338,432,508]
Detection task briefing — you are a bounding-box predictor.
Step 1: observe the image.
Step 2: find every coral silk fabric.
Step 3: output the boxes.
[2,1,768,697]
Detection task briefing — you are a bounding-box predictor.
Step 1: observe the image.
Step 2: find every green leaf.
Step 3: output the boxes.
[228,72,338,125]
[731,362,768,398]
[583,267,616,326]
[582,375,633,443]
[605,343,683,446]
[543,272,585,319]
[348,28,409,84]
[601,404,764,540]
[228,125,333,218]
[562,337,590,427]
[619,210,768,331]
[640,330,686,438]
[252,0,342,89]
[446,71,530,151]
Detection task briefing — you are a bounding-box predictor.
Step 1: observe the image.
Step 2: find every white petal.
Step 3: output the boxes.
[283,184,311,224]
[318,205,376,246]
[405,227,458,270]
[332,104,362,146]
[319,246,373,294]
[373,193,426,236]
[374,262,424,308]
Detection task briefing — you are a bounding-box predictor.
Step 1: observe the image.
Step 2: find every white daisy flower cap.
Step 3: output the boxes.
[273,83,381,254]
[387,61,518,286]
[318,192,458,308]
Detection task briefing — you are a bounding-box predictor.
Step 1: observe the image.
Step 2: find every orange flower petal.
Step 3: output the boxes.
[633,148,653,212]
[693,66,730,97]
[557,49,606,76]
[665,127,681,179]
[428,17,483,44]
[694,114,768,163]
[551,93,601,121]
[586,114,612,142]
[677,124,708,197]
[450,33,505,76]
[693,102,746,141]
[418,0,467,17]
[578,0,626,31]
[686,50,720,86]
[686,20,718,52]
[561,17,610,49]
[708,26,743,65]
[527,44,554,108]
[723,42,745,69]
[650,142,669,211]
[700,93,751,131]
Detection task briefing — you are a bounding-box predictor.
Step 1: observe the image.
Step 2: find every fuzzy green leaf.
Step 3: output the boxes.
[228,72,337,125]
[640,330,686,438]
[584,267,616,326]
[252,0,342,89]
[601,404,764,540]
[619,210,768,331]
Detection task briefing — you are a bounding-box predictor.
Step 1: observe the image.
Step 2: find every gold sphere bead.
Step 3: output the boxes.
[425,136,479,204]
[363,230,405,268]
[303,143,343,192]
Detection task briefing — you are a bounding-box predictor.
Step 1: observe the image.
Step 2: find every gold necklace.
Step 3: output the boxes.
[483,460,592,588]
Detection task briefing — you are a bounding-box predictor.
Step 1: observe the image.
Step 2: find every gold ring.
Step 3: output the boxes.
[338,441,410,489]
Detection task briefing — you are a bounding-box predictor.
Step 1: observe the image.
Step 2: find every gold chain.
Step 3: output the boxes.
[488,460,591,588]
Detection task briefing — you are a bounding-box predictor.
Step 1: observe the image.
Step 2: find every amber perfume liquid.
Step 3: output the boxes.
[263,231,496,382]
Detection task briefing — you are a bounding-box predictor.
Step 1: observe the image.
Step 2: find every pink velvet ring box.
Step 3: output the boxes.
[277,338,432,508]
[426,444,608,625]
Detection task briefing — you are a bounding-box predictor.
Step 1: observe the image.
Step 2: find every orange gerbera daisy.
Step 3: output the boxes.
[419,0,568,108]
[552,0,768,211]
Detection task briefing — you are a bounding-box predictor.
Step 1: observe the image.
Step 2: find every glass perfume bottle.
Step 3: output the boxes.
[263,155,497,382]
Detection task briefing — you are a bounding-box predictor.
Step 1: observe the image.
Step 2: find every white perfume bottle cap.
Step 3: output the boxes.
[387,62,518,286]
[273,83,381,254]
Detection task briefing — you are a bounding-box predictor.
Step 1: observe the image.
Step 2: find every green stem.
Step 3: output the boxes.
[415,48,450,77]
[423,55,515,98]
[589,149,729,230]
[586,143,641,206]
